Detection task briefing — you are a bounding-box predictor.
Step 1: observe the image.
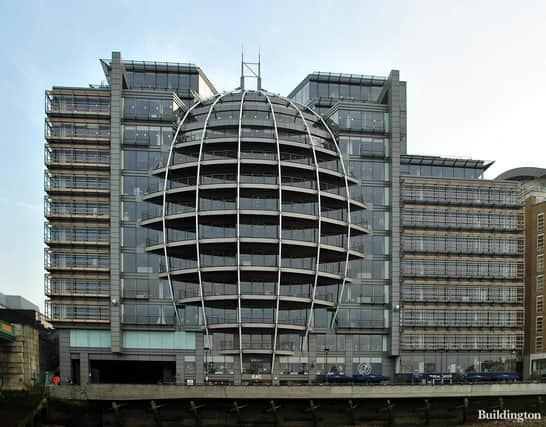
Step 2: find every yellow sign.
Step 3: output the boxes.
[1,322,13,334]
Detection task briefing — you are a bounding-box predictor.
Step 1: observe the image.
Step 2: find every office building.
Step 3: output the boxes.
[44,52,524,385]
[399,160,524,375]
[497,168,546,378]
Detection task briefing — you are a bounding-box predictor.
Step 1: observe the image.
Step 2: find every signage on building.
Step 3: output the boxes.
[357,363,372,375]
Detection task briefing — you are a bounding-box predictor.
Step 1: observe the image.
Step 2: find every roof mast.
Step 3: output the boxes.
[240,49,261,90]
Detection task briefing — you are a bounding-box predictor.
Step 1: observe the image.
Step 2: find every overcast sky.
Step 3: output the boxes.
[1,0,545,308]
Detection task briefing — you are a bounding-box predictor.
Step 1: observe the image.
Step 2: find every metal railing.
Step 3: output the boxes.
[44,173,110,192]
[44,196,109,217]
[45,301,110,321]
[46,101,110,115]
[45,120,110,140]
[45,276,110,296]
[45,148,110,165]
[44,223,109,244]
[44,249,110,269]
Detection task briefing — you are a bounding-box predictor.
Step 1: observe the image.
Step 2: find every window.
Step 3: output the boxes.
[123,125,172,146]
[122,303,173,325]
[537,316,544,334]
[537,296,544,315]
[279,356,308,375]
[372,212,389,230]
[122,175,161,196]
[208,355,235,375]
[351,161,387,181]
[538,275,544,293]
[539,234,545,253]
[122,150,161,171]
[539,255,545,274]
[123,98,172,121]
[537,336,543,353]
[121,253,160,273]
[123,278,167,299]
[539,214,545,233]
[315,335,346,352]
[352,335,384,352]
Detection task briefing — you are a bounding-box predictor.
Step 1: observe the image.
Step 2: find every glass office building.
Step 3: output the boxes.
[44,52,524,385]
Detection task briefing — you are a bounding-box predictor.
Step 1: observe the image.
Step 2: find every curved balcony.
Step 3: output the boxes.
[175,293,336,309]
[145,237,364,262]
[206,321,307,332]
[142,189,366,225]
[174,131,339,155]
[151,155,357,186]
[175,120,336,150]
[160,264,351,284]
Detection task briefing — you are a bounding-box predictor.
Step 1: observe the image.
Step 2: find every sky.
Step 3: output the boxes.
[0,0,545,308]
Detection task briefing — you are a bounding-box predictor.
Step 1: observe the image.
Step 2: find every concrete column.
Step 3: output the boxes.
[383,356,394,377]
[176,353,185,385]
[80,352,89,386]
[345,335,354,376]
[308,334,317,384]
[387,70,402,370]
[58,330,71,382]
[195,334,204,384]
[523,355,531,380]
[109,51,123,353]
[233,354,242,385]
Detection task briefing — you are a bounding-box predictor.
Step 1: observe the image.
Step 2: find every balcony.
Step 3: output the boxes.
[44,249,110,272]
[45,92,110,118]
[402,319,524,329]
[401,186,520,208]
[45,119,110,143]
[47,101,110,116]
[45,301,110,323]
[44,276,110,297]
[44,223,109,246]
[44,196,110,220]
[44,173,110,195]
[45,147,110,170]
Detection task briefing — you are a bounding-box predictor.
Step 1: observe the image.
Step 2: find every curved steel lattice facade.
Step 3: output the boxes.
[143,90,366,374]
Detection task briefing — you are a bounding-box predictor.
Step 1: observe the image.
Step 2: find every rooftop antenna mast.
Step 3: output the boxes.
[240,49,262,91]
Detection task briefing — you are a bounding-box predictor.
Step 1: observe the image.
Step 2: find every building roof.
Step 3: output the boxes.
[0,293,39,311]
[100,53,218,95]
[495,167,546,182]
[0,309,53,330]
[288,71,389,99]
[401,154,494,170]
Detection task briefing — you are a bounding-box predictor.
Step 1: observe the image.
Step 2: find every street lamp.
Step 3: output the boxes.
[324,347,330,384]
